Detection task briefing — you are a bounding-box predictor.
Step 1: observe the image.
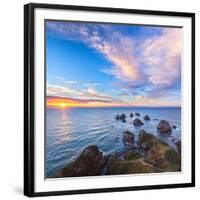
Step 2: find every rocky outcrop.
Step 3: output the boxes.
[133,118,144,127]
[57,114,181,178]
[138,129,166,150]
[107,157,156,175]
[146,144,180,171]
[138,130,180,171]
[124,150,143,160]
[60,145,104,177]
[123,131,135,146]
[144,115,150,120]
[157,120,172,134]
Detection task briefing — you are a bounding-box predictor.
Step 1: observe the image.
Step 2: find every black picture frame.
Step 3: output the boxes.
[24,3,195,197]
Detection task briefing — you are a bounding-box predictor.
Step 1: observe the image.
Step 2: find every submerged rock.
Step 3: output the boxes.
[157,120,172,134]
[60,145,104,177]
[133,118,144,127]
[144,115,150,121]
[172,125,177,129]
[115,115,120,120]
[123,131,135,146]
[130,113,133,118]
[122,119,126,123]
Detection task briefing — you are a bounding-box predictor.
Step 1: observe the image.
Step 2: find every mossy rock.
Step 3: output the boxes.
[124,150,143,160]
[146,144,181,172]
[141,139,158,151]
[164,148,181,169]
[139,130,168,151]
[60,145,104,177]
[108,158,156,175]
[138,130,156,144]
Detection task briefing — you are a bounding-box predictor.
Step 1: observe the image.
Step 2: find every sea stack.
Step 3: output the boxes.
[135,112,140,116]
[157,120,172,134]
[144,115,150,120]
[133,118,144,126]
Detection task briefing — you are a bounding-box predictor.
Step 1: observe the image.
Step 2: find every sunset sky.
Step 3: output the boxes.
[46,21,182,108]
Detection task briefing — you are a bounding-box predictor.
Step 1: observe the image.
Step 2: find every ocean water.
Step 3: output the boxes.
[45,107,181,177]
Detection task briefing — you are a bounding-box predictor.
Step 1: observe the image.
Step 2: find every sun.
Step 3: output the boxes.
[58,103,68,108]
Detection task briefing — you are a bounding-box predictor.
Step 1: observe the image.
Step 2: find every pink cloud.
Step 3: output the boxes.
[47,22,182,101]
[47,84,123,103]
[141,28,182,88]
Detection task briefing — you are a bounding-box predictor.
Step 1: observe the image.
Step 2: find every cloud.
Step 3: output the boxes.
[66,80,77,84]
[140,28,181,94]
[119,92,129,97]
[47,84,77,97]
[47,95,114,104]
[131,95,180,107]
[47,84,123,104]
[47,22,181,103]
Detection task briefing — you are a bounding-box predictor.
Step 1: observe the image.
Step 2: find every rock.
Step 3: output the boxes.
[130,113,133,118]
[138,130,181,171]
[116,114,126,122]
[124,150,143,160]
[135,112,140,116]
[153,118,158,121]
[171,138,176,142]
[60,145,104,177]
[157,120,172,134]
[144,115,150,120]
[122,119,126,123]
[172,125,177,129]
[138,129,168,150]
[146,143,180,172]
[123,131,135,146]
[133,118,144,126]
[175,140,181,153]
[115,115,120,120]
[107,158,156,175]
[120,114,126,120]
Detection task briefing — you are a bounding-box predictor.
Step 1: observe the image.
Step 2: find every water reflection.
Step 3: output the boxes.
[56,109,73,144]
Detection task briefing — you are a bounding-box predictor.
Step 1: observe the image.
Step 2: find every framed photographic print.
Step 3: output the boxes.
[24,3,195,197]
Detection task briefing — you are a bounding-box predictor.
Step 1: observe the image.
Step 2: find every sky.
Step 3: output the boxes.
[46,20,182,108]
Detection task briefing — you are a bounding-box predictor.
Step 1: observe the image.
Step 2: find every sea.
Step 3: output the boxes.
[45,107,181,177]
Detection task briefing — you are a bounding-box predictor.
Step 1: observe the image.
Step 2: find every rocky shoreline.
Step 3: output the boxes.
[55,112,181,178]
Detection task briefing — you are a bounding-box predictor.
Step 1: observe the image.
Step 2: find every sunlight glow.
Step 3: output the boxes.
[59,103,68,108]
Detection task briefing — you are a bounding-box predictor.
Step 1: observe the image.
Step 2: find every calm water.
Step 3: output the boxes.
[45,107,181,177]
